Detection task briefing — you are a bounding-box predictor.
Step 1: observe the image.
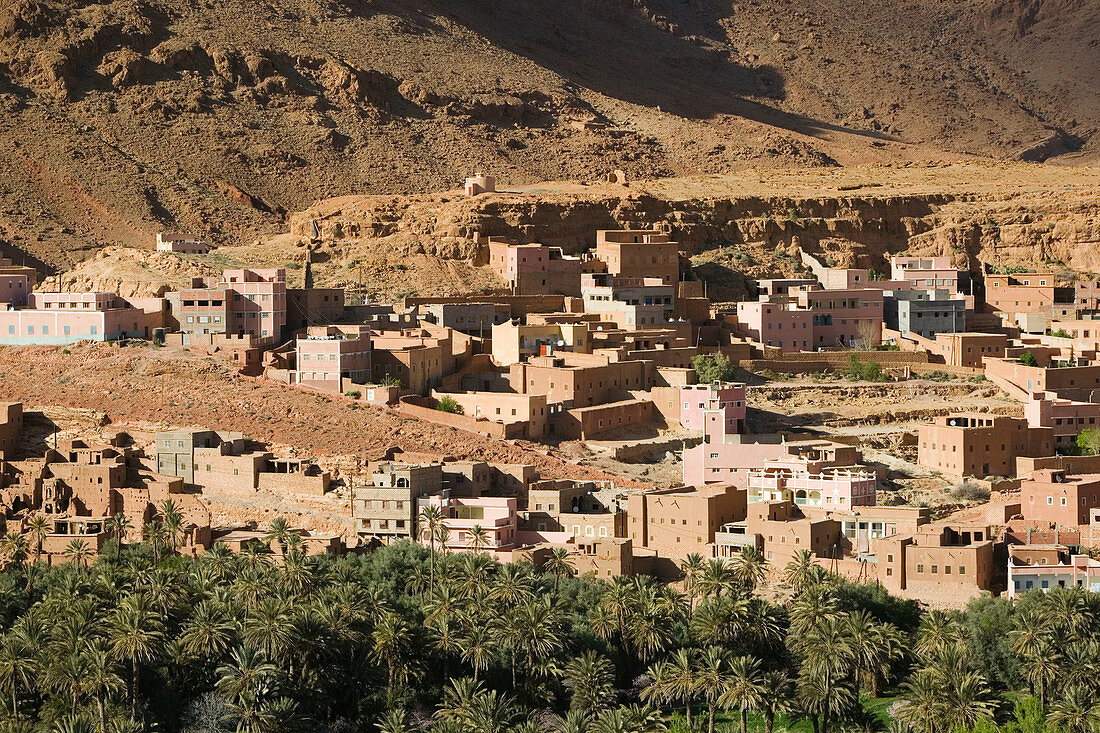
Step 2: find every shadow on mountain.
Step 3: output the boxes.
[409,0,896,143]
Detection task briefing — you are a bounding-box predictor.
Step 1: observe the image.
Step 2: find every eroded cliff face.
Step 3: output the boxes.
[284,179,1100,279]
[49,167,1100,302]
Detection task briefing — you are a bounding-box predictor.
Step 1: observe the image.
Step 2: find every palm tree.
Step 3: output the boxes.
[590,705,666,733]
[108,593,165,720]
[160,499,184,554]
[23,514,49,594]
[627,594,676,664]
[419,504,443,588]
[238,542,273,572]
[143,522,167,562]
[720,655,765,733]
[242,597,295,664]
[554,708,593,733]
[44,651,89,719]
[847,611,902,697]
[937,668,996,732]
[64,538,93,572]
[1048,685,1100,733]
[1022,637,1061,710]
[372,612,415,706]
[216,645,277,703]
[697,558,735,598]
[759,671,794,733]
[691,595,751,647]
[26,515,49,565]
[561,650,615,716]
[467,524,489,553]
[916,610,966,663]
[84,640,124,733]
[784,549,818,593]
[681,553,706,612]
[262,517,293,555]
[695,646,727,733]
[490,563,534,608]
[434,523,451,555]
[458,623,494,682]
[542,547,574,594]
[0,634,37,718]
[730,547,768,592]
[179,601,236,659]
[104,513,132,562]
[0,532,28,572]
[797,615,855,733]
[894,669,941,733]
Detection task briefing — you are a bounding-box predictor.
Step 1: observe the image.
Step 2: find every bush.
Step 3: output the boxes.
[344,390,360,399]
[860,360,883,381]
[436,396,463,414]
[692,353,736,383]
[1019,351,1038,367]
[846,353,862,380]
[1077,429,1100,456]
[951,482,991,502]
[379,376,402,387]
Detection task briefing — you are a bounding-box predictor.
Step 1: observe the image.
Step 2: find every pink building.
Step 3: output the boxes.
[1025,391,1100,450]
[221,269,287,339]
[581,273,675,329]
[684,413,865,487]
[595,230,680,285]
[156,233,209,255]
[747,464,877,508]
[754,278,818,297]
[795,288,884,349]
[0,292,159,344]
[487,238,585,296]
[1008,545,1100,597]
[0,274,29,307]
[295,327,371,391]
[419,494,519,557]
[735,301,813,351]
[679,382,746,433]
[464,174,495,197]
[890,256,958,292]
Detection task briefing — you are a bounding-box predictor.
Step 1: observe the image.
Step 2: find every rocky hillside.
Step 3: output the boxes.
[270,164,1100,301]
[0,0,1096,271]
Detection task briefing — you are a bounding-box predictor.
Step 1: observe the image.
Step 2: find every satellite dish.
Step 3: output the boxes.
[557,340,565,347]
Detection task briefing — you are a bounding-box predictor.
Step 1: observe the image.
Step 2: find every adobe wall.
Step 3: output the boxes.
[557,399,654,440]
[257,471,330,496]
[393,396,519,439]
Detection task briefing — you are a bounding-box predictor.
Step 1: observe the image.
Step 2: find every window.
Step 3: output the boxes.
[917,564,924,573]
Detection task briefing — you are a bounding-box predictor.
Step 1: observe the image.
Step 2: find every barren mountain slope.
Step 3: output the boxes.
[0,0,1095,271]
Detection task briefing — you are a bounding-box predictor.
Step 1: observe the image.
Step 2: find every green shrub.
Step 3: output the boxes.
[1019,351,1038,367]
[344,390,361,399]
[846,353,862,380]
[436,396,463,414]
[860,360,883,381]
[1077,429,1100,456]
[692,353,736,383]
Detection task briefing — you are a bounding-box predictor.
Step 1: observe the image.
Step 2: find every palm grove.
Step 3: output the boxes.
[0,507,1095,733]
